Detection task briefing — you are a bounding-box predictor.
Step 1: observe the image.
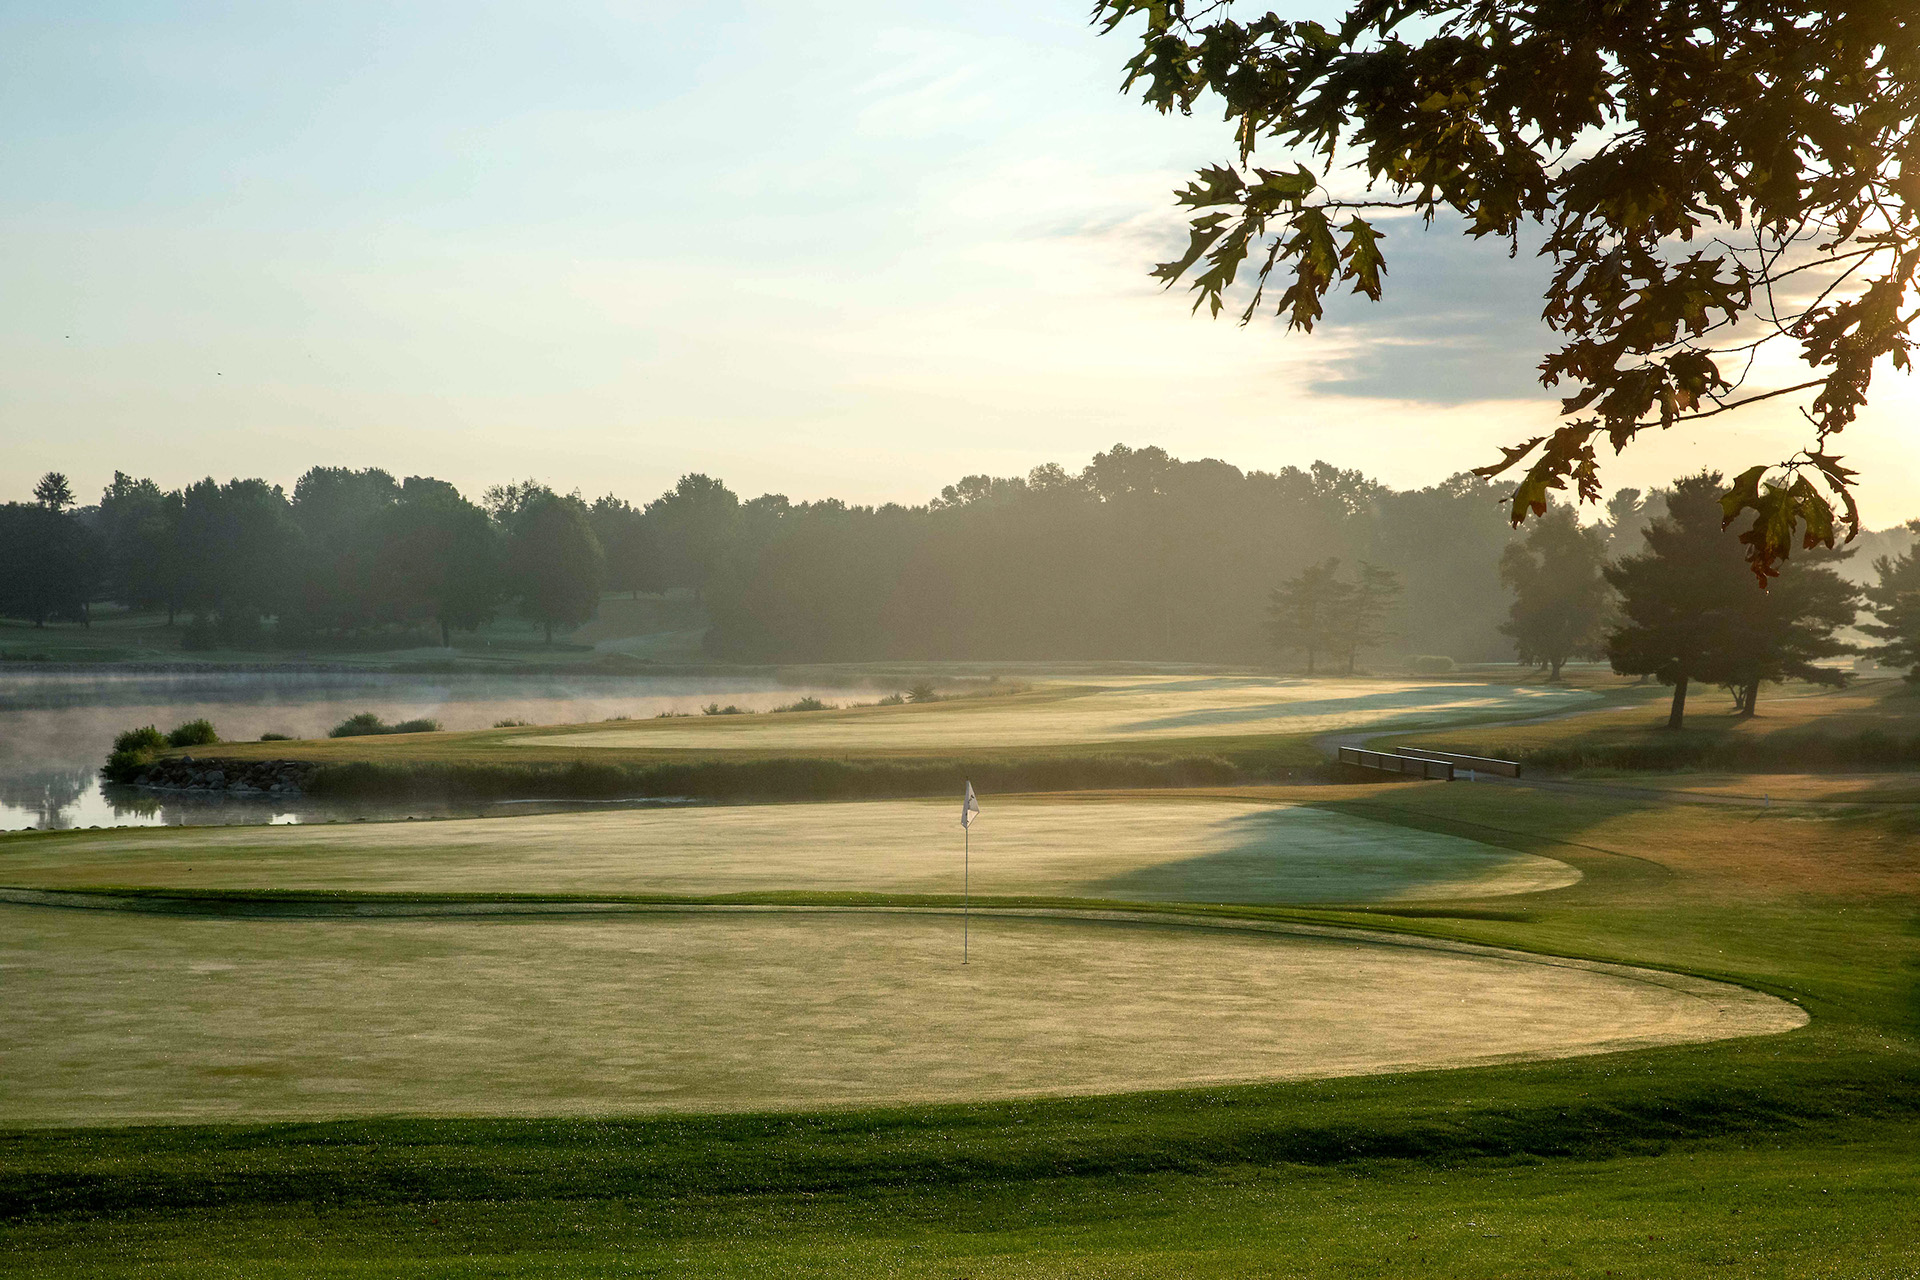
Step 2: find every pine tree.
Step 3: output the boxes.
[1862,522,1920,683]
[1606,474,1857,728]
[1267,559,1351,676]
[1498,506,1612,681]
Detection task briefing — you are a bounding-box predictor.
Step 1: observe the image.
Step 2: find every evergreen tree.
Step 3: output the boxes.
[1267,559,1351,676]
[1335,562,1401,675]
[1498,506,1612,681]
[32,472,74,510]
[1711,550,1858,716]
[1606,474,1857,728]
[1861,522,1920,683]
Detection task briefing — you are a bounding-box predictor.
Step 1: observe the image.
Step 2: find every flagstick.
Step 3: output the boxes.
[963,825,969,965]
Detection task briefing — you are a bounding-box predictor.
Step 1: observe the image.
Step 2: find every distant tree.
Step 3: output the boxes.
[646,474,739,599]
[1334,561,1401,675]
[173,478,299,625]
[588,494,662,597]
[96,472,182,619]
[1267,558,1351,676]
[1712,551,1859,716]
[1607,474,1856,728]
[287,467,400,634]
[504,491,604,643]
[0,502,99,626]
[371,477,500,645]
[1498,507,1612,681]
[32,472,74,510]
[1863,522,1920,683]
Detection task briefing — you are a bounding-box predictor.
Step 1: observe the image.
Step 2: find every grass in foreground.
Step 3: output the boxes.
[1,778,1914,1276]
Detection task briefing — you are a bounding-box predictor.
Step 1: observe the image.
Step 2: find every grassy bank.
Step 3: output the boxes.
[297,747,1311,801]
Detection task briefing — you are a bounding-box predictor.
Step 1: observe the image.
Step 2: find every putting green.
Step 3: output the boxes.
[0,798,1579,904]
[0,907,1802,1126]
[510,675,1592,751]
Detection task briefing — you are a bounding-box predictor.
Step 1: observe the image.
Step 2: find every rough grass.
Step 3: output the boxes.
[1392,677,1920,774]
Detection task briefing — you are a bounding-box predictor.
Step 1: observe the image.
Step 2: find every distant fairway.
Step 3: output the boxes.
[508,675,1593,752]
[0,907,1801,1126]
[0,797,1579,903]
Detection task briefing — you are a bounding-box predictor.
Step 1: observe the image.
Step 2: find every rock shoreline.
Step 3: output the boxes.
[124,758,318,795]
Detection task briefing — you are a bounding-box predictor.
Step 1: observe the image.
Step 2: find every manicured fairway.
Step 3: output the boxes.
[0,906,1800,1126]
[512,675,1593,751]
[0,798,1579,903]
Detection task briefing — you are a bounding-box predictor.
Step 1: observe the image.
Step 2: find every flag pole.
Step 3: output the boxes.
[963,823,969,965]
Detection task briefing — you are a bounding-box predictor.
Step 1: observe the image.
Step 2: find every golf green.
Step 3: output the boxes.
[0,797,1580,904]
[0,906,1801,1126]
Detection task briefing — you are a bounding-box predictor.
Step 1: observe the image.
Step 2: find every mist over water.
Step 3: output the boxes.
[0,671,874,831]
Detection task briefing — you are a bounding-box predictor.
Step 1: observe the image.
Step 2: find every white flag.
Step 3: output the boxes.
[960,780,980,830]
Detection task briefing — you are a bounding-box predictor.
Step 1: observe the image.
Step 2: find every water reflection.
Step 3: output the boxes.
[0,670,874,831]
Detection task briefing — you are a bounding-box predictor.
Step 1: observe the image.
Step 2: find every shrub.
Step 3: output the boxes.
[772,696,833,713]
[906,682,940,703]
[166,719,219,747]
[1410,656,1455,675]
[259,732,293,742]
[494,719,532,728]
[702,703,747,716]
[102,748,153,784]
[876,693,906,706]
[330,712,390,738]
[113,726,166,754]
[330,712,440,737]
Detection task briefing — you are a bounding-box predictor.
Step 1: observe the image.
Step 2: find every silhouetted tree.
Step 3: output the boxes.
[288,467,400,634]
[1712,551,1859,716]
[1268,559,1351,676]
[588,494,662,597]
[0,501,99,626]
[372,477,500,645]
[504,491,603,643]
[1499,507,1612,681]
[1608,474,1857,728]
[1863,522,1920,683]
[32,473,74,510]
[646,474,739,599]
[173,478,299,626]
[1334,561,1401,675]
[96,472,182,619]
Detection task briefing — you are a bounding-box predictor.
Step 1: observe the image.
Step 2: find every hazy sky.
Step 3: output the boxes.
[4,1,1917,524]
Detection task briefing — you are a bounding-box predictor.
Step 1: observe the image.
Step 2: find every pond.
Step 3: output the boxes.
[0,669,877,831]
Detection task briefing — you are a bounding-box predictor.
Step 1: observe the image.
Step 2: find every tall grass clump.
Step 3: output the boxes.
[772,696,833,713]
[166,719,220,747]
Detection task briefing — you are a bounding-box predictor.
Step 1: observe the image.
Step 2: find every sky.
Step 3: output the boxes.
[3,0,1917,525]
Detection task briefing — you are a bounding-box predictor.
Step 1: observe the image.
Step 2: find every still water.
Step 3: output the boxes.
[0,670,875,831]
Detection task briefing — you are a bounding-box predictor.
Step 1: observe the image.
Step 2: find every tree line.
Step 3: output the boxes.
[0,465,745,647]
[1,447,1530,660]
[5,449,1916,706]
[1266,472,1920,727]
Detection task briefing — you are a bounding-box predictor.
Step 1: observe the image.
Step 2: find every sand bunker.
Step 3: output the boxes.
[0,798,1578,904]
[0,907,1802,1126]
[514,675,1592,751]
